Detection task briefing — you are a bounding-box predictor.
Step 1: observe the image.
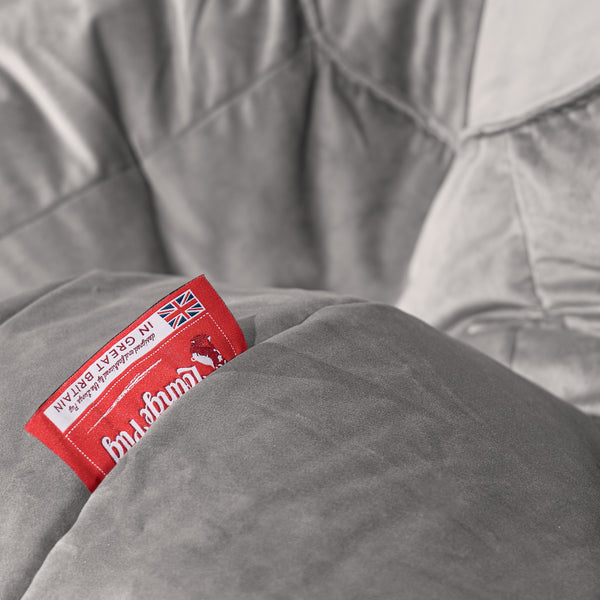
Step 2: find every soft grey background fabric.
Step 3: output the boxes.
[4,0,600,413]
[0,0,483,303]
[399,6,600,412]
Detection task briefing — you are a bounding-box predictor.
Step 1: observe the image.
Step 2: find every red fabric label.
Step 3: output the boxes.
[25,276,247,492]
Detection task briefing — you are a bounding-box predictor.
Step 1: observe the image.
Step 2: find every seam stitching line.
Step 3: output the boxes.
[461,76,600,141]
[297,0,457,150]
[1,40,311,243]
[507,325,520,370]
[462,0,487,129]
[505,134,547,314]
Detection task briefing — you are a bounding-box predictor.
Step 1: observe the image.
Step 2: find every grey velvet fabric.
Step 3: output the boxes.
[3,0,600,598]
[1,272,354,598]
[399,21,600,412]
[468,0,600,127]
[0,0,481,304]
[3,272,600,599]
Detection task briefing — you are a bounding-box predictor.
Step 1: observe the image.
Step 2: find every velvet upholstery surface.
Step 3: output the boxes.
[3,272,600,599]
[0,0,481,304]
[399,20,600,412]
[3,0,600,598]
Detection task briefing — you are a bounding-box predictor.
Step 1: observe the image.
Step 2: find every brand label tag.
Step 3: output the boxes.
[25,276,247,491]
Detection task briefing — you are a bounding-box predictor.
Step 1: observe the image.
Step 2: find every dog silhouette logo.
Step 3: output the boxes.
[190,334,226,369]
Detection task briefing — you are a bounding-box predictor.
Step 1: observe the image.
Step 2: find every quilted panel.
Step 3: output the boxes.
[306,0,484,135]
[4,272,600,598]
[145,44,452,302]
[0,0,469,303]
[400,90,600,412]
[0,169,169,299]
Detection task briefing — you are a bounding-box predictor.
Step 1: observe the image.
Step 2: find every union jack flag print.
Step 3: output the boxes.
[157,289,205,329]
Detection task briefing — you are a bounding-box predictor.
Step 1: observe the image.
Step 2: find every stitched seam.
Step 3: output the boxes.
[507,325,519,370]
[461,76,600,141]
[206,312,236,355]
[505,134,546,313]
[297,0,456,150]
[462,0,487,129]
[141,38,311,163]
[0,162,140,242]
[0,40,310,243]
[65,436,107,476]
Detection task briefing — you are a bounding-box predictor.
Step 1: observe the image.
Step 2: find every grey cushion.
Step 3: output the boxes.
[3,272,600,599]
